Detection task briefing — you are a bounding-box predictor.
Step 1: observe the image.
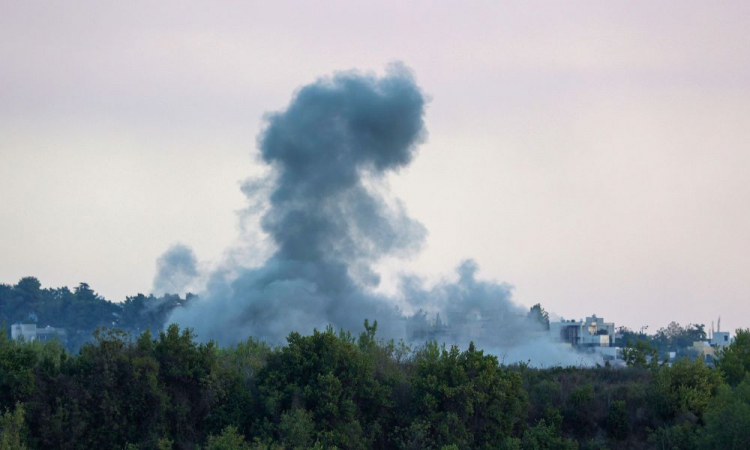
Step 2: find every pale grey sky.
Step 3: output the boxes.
[1,1,749,333]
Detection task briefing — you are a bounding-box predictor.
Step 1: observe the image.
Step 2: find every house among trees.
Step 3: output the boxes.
[710,331,731,348]
[10,323,67,344]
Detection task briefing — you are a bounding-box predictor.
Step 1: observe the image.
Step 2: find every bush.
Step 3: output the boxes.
[0,403,26,450]
[206,425,250,450]
[701,376,750,449]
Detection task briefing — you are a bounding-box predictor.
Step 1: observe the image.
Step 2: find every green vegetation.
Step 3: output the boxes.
[4,278,750,448]
[714,329,750,386]
[0,403,26,450]
[1,277,191,352]
[1,320,750,449]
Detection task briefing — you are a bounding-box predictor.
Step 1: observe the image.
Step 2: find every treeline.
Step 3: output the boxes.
[617,323,709,360]
[0,277,721,359]
[2,322,750,449]
[0,277,191,351]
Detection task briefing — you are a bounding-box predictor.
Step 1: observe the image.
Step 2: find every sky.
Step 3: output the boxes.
[1,1,749,334]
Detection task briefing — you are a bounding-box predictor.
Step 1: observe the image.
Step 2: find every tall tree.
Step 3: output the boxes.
[527,304,550,330]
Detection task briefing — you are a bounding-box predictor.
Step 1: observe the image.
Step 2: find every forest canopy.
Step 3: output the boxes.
[2,277,750,449]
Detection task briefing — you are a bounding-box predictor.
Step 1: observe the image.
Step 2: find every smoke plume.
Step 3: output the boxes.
[152,243,198,296]
[166,65,588,366]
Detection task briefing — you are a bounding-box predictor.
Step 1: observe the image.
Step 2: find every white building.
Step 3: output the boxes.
[10,323,66,343]
[549,315,615,347]
[710,331,731,348]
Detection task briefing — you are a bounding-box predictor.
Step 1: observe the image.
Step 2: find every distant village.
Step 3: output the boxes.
[404,307,734,366]
[548,315,732,365]
[5,274,736,366]
[10,310,735,365]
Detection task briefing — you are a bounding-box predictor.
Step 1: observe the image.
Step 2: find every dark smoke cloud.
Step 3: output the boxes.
[170,64,426,343]
[167,65,591,366]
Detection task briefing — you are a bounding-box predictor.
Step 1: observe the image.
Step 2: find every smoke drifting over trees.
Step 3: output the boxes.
[152,243,198,296]
[167,65,583,365]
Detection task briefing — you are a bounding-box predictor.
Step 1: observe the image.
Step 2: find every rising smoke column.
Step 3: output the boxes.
[166,65,592,366]
[152,243,198,296]
[169,65,427,344]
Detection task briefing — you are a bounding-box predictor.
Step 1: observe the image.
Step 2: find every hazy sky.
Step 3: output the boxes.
[1,1,749,334]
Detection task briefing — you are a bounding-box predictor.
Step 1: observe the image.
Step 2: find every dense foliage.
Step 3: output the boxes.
[1,321,750,449]
[3,278,750,448]
[0,277,191,351]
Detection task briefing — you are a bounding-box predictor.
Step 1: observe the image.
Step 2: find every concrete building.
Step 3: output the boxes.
[10,323,36,341]
[710,331,731,348]
[550,315,615,347]
[10,323,66,343]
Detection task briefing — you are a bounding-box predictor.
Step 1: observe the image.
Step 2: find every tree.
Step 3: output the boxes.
[279,408,315,449]
[15,277,41,301]
[0,330,35,411]
[622,340,657,368]
[73,282,100,303]
[255,326,384,449]
[715,329,750,386]
[206,425,251,450]
[0,403,26,450]
[27,327,167,448]
[153,324,219,447]
[652,322,707,355]
[648,421,700,450]
[527,304,550,331]
[606,400,629,441]
[520,419,577,450]
[563,384,596,438]
[701,375,750,449]
[409,341,528,449]
[120,293,193,335]
[650,358,723,422]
